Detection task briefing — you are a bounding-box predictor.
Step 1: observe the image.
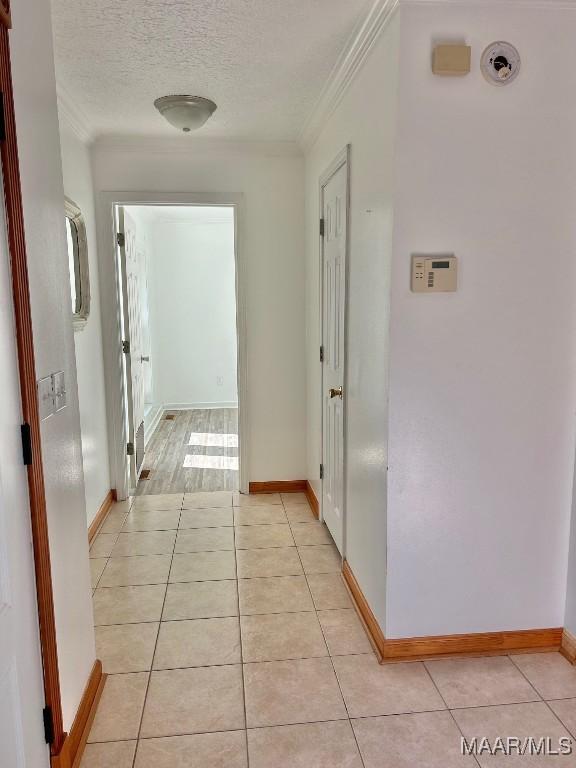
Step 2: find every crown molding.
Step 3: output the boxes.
[92,135,303,157]
[56,85,94,145]
[298,0,400,152]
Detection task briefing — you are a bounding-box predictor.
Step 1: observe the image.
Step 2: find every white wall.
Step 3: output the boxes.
[12,0,95,730]
[147,214,238,408]
[93,143,306,482]
[59,121,111,525]
[386,2,576,638]
[304,14,400,631]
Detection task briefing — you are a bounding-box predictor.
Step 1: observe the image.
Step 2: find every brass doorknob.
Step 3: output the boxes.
[329,386,343,399]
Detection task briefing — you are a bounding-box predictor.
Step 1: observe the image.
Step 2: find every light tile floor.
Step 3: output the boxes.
[85,492,576,767]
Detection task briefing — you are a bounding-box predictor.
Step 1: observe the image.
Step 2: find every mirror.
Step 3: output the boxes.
[65,197,90,331]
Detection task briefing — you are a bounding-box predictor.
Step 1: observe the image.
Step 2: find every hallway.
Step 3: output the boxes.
[7,1,576,767]
[87,490,576,767]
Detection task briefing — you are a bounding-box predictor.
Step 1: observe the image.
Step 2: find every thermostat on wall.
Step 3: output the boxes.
[411,254,457,293]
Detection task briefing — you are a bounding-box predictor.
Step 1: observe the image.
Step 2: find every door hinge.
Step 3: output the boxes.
[319,218,325,238]
[0,92,6,143]
[319,345,324,363]
[122,340,130,354]
[21,423,32,466]
[127,441,135,456]
[116,232,125,248]
[320,463,324,480]
[43,706,54,745]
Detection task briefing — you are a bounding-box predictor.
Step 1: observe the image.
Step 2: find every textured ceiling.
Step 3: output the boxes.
[51,0,371,141]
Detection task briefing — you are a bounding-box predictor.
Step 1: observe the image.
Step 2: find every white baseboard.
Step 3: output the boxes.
[144,405,164,447]
[163,402,239,410]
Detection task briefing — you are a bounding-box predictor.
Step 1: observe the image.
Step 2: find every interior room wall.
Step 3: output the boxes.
[146,213,238,410]
[304,12,401,631]
[11,0,96,730]
[386,2,576,638]
[92,143,307,482]
[59,119,111,526]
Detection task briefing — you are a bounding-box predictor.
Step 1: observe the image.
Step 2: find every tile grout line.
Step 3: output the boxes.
[285,498,368,768]
[129,494,183,768]
[94,606,361,628]
[94,702,556,746]
[233,500,251,768]
[88,494,133,757]
[420,661,483,768]
[92,532,119,591]
[90,491,136,588]
[505,654,543,703]
[507,653,576,741]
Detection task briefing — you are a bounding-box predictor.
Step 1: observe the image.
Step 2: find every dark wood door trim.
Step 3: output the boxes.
[0,19,65,759]
[0,2,11,29]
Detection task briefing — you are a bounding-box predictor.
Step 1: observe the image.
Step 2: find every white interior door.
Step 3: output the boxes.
[0,176,48,767]
[118,207,145,489]
[321,156,348,553]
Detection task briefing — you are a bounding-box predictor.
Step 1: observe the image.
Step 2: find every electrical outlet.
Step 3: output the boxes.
[216,376,224,387]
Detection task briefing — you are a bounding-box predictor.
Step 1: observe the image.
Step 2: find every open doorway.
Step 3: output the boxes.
[114,203,243,497]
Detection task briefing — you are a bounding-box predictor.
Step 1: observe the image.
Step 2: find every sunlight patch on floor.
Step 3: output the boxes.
[188,432,239,448]
[183,454,239,470]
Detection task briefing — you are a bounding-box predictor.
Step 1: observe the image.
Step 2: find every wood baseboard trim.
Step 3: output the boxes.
[51,660,106,768]
[88,490,116,544]
[561,629,576,664]
[342,560,562,664]
[305,481,319,519]
[342,560,386,661]
[249,480,307,494]
[383,628,563,662]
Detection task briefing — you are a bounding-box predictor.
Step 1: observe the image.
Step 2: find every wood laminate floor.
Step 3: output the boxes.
[136,409,239,495]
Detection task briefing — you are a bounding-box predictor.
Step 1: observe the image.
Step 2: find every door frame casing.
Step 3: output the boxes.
[98,191,249,499]
[0,10,65,762]
[318,145,351,554]
[115,205,141,491]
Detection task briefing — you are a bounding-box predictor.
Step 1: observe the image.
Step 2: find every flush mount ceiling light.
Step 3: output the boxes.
[154,95,217,132]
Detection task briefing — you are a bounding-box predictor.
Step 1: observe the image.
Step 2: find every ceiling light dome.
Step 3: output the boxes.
[154,95,217,133]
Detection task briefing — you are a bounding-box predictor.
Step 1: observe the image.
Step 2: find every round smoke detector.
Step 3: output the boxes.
[481,41,521,86]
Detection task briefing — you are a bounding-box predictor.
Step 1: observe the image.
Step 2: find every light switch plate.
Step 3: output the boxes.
[52,371,67,412]
[37,376,55,421]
